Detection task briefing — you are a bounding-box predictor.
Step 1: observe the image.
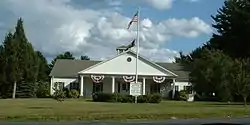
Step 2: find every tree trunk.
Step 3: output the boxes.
[12,81,16,99]
[243,96,247,107]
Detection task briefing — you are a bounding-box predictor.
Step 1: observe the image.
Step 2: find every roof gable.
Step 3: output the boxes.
[78,50,178,77]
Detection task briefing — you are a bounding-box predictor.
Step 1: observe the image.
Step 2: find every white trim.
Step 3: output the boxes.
[78,50,128,74]
[78,50,178,77]
[128,50,178,77]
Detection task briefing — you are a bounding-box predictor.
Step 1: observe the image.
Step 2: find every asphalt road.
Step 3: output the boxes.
[1,117,250,125]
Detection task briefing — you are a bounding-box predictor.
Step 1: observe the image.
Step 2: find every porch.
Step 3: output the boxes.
[51,75,179,98]
[80,75,177,98]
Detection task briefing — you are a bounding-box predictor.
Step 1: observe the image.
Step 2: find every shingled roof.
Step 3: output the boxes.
[50,59,190,82]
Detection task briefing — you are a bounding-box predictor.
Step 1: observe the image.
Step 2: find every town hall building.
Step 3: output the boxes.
[49,46,192,100]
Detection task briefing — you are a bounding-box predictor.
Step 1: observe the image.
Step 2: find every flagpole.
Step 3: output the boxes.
[135,7,140,103]
[135,7,140,85]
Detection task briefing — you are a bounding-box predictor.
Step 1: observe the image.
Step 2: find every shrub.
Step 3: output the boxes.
[168,90,180,100]
[194,93,219,102]
[53,88,66,102]
[69,90,80,98]
[179,90,188,101]
[113,92,123,102]
[137,95,148,103]
[36,81,50,98]
[63,88,70,98]
[122,95,134,103]
[92,92,115,102]
[52,84,66,102]
[148,94,162,103]
[92,93,162,103]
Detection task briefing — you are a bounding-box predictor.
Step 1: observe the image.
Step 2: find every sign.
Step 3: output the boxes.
[129,81,142,96]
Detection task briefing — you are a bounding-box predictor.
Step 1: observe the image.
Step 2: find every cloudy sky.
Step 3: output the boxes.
[0,0,224,62]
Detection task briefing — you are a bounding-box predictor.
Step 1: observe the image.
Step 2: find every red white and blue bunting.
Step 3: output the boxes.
[153,76,165,83]
[91,75,104,83]
[123,75,135,82]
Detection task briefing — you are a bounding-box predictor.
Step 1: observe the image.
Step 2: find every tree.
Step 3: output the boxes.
[36,51,49,82]
[80,55,90,60]
[2,32,22,98]
[49,51,75,71]
[190,49,233,101]
[36,81,50,98]
[229,58,250,106]
[209,0,250,58]
[12,18,39,98]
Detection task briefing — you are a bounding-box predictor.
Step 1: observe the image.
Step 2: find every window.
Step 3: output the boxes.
[54,82,65,90]
[122,83,127,90]
[174,85,179,91]
[150,83,161,94]
[127,57,132,62]
[70,82,79,90]
[122,82,130,91]
[93,82,103,93]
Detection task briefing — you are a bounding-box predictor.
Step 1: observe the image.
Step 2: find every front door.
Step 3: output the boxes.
[92,82,103,93]
[120,82,130,94]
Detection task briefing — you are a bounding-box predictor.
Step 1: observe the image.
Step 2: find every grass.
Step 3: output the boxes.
[0,99,249,121]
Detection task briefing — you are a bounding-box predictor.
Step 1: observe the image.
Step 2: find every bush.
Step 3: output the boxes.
[194,94,219,102]
[148,94,162,103]
[92,93,115,102]
[63,88,70,98]
[168,90,180,100]
[52,85,66,102]
[53,89,66,101]
[68,90,80,98]
[92,93,162,103]
[36,82,50,98]
[113,92,123,102]
[122,95,134,103]
[179,90,188,101]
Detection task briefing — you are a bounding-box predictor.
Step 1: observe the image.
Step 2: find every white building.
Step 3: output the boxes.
[49,46,192,100]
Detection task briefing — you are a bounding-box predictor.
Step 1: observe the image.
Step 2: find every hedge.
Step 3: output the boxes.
[92,92,162,103]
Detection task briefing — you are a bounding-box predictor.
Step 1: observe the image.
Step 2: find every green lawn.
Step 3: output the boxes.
[0,99,249,121]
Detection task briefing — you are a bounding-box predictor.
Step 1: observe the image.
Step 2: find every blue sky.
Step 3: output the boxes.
[0,0,224,62]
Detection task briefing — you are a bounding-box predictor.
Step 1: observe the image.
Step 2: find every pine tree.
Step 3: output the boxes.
[0,41,8,98]
[36,51,50,82]
[12,18,39,98]
[209,0,250,58]
[2,32,22,98]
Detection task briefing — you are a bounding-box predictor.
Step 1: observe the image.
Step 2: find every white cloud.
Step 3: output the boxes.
[0,0,211,62]
[145,0,173,10]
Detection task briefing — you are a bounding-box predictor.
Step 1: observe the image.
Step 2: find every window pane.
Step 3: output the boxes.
[174,86,179,91]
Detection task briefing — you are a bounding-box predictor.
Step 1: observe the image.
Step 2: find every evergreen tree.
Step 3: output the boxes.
[12,18,39,98]
[36,51,49,82]
[2,32,22,98]
[209,0,250,58]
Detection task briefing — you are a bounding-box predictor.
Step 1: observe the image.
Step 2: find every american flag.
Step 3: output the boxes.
[127,11,138,29]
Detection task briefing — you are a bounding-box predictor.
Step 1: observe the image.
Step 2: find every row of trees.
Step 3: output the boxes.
[0,18,89,98]
[176,0,250,105]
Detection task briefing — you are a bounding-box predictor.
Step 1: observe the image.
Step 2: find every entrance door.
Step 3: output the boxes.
[120,82,130,94]
[150,83,161,94]
[92,82,103,93]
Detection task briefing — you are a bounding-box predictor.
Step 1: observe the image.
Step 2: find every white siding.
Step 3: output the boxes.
[79,53,171,76]
[174,82,191,91]
[51,77,78,94]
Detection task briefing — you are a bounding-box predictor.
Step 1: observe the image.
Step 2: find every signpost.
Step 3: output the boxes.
[130,81,142,103]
